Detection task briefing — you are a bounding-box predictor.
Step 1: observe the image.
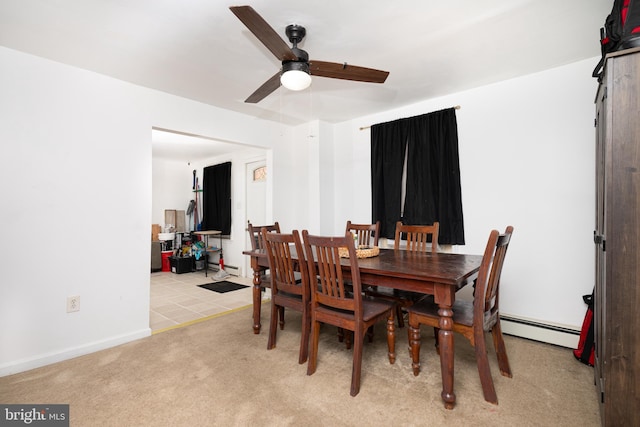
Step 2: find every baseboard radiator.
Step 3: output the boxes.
[500,315,580,349]
[206,260,241,277]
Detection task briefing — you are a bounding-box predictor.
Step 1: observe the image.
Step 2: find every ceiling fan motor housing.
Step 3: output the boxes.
[282,60,309,75]
[282,43,310,76]
[284,24,309,66]
[285,24,306,45]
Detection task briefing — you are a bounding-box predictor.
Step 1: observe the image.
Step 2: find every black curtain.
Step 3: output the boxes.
[201,162,231,235]
[371,120,409,238]
[371,108,465,244]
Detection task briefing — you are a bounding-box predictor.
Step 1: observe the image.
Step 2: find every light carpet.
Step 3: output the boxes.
[0,304,600,426]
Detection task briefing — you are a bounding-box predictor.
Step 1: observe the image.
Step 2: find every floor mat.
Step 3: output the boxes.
[198,281,249,293]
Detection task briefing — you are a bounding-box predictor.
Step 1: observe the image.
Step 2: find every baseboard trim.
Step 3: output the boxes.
[500,315,580,349]
[206,260,240,276]
[0,328,151,377]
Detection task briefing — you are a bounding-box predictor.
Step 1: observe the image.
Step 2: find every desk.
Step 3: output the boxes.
[194,230,222,277]
[243,247,482,409]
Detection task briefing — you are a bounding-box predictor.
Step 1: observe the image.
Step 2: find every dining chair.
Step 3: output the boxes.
[262,229,311,364]
[407,226,514,405]
[345,220,380,247]
[248,221,280,251]
[340,221,381,346]
[367,221,440,327]
[302,230,396,397]
[247,221,280,290]
[394,221,439,252]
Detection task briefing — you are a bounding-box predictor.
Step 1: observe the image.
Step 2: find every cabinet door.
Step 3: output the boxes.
[593,83,607,408]
[600,50,640,427]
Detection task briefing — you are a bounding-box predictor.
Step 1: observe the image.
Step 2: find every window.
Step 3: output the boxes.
[253,165,266,182]
[371,108,464,245]
[201,162,232,235]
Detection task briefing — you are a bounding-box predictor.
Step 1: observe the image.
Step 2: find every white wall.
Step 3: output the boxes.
[0,47,291,376]
[278,122,315,232]
[0,44,599,375]
[152,158,194,230]
[332,58,598,334]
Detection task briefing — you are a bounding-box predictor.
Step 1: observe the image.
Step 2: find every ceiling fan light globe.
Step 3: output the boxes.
[281,69,312,91]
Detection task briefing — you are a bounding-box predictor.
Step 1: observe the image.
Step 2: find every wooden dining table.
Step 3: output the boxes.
[242,247,483,409]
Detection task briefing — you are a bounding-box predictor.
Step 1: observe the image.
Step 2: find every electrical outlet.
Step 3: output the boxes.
[67,295,80,313]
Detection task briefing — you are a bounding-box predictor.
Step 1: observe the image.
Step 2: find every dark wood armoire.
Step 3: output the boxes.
[594,47,640,427]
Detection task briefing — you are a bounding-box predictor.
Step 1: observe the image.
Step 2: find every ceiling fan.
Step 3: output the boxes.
[229,5,390,103]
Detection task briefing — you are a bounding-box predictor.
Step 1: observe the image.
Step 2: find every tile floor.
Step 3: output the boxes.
[150,270,269,333]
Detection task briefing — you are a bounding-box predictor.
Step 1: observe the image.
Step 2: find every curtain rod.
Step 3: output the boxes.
[359,105,461,131]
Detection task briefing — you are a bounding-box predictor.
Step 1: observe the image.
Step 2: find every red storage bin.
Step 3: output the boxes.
[161,251,173,272]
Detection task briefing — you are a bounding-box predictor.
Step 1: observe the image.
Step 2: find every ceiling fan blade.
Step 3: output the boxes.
[309,60,389,83]
[245,72,281,103]
[230,6,297,62]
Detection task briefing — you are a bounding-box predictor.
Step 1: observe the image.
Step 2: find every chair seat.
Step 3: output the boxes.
[316,298,395,323]
[274,289,303,299]
[274,291,304,306]
[364,286,425,328]
[259,273,272,288]
[408,298,474,327]
[262,270,305,289]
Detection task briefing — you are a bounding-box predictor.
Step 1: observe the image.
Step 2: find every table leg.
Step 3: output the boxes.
[252,267,263,334]
[438,304,455,409]
[435,285,456,409]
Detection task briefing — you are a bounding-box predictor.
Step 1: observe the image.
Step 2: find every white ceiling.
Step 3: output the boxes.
[0,0,610,160]
[150,128,249,163]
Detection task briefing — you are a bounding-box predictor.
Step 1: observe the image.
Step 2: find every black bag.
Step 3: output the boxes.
[573,293,595,366]
[593,0,640,80]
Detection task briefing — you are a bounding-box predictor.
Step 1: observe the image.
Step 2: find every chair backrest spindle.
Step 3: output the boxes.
[345,221,380,247]
[262,228,308,298]
[303,231,360,313]
[248,221,280,251]
[394,221,439,253]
